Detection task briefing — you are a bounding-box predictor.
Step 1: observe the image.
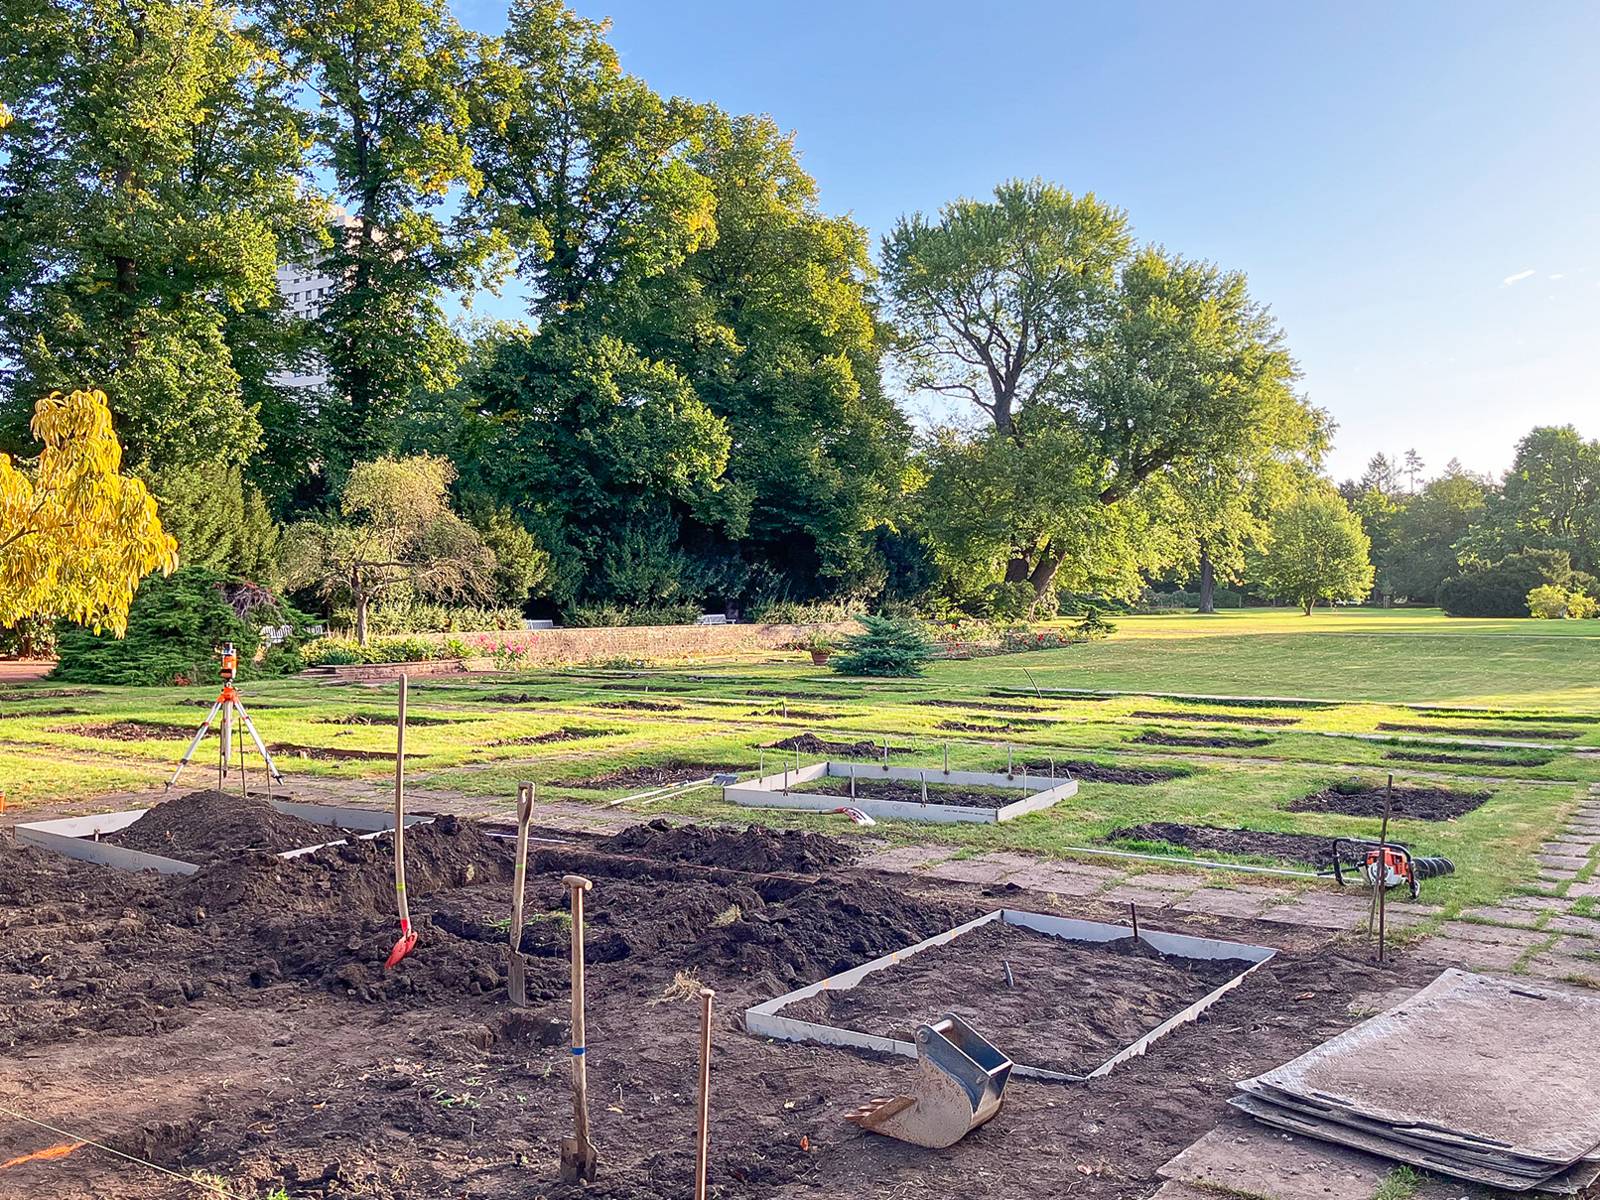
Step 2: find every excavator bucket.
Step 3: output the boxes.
[845,1015,1012,1148]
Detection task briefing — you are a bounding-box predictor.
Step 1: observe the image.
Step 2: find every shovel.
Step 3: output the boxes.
[507,781,534,1006]
[559,873,599,1183]
[384,674,417,970]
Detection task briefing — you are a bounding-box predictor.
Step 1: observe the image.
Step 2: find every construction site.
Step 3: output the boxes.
[3,650,1600,1200]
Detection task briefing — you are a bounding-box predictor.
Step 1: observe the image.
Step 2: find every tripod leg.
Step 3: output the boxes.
[220,703,234,778]
[235,701,285,785]
[169,700,223,790]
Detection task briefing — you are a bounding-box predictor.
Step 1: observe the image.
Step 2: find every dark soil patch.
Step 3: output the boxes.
[55,720,195,741]
[799,777,1024,811]
[989,688,1116,702]
[1384,748,1556,767]
[936,716,1052,734]
[750,706,835,721]
[1145,694,1336,711]
[743,689,859,702]
[1108,822,1337,868]
[1376,721,1579,740]
[594,699,682,712]
[5,705,84,718]
[1134,730,1273,749]
[1022,758,1188,785]
[103,790,331,859]
[559,761,739,789]
[473,691,555,704]
[269,743,393,762]
[1130,709,1297,727]
[1411,707,1598,725]
[607,820,855,875]
[764,733,887,759]
[489,726,619,747]
[0,687,95,701]
[779,922,1243,1076]
[927,698,1046,714]
[317,712,460,727]
[1289,780,1490,820]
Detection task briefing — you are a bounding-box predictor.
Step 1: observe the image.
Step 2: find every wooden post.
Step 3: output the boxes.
[694,988,714,1200]
[508,782,534,1006]
[384,674,418,969]
[559,874,598,1182]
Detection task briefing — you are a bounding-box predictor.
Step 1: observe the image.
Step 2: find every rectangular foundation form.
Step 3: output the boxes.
[745,907,1276,1081]
[724,762,1079,824]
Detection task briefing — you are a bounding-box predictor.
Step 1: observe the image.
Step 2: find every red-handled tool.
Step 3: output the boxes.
[385,674,418,969]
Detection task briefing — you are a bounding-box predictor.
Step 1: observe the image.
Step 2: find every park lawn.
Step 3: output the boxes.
[970,606,1600,709]
[1,610,1595,914]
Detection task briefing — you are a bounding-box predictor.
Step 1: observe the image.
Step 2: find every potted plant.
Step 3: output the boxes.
[799,629,836,665]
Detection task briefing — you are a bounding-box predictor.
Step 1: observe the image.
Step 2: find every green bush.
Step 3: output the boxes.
[1439,551,1593,618]
[1077,607,1118,639]
[1569,592,1599,619]
[335,600,525,634]
[301,636,468,666]
[1527,584,1571,619]
[746,598,864,624]
[830,615,935,677]
[52,568,307,686]
[564,602,703,627]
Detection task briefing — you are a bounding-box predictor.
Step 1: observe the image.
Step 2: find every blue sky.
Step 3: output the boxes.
[456,0,1600,482]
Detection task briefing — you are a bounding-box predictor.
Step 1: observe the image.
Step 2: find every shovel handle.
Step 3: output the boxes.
[509,783,533,953]
[566,875,593,1147]
[393,675,410,927]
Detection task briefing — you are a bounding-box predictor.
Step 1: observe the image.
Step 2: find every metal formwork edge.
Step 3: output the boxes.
[744,908,1275,1081]
[724,762,1079,825]
[15,801,431,874]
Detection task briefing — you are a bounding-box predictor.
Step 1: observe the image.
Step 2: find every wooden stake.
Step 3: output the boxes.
[384,674,418,969]
[694,988,714,1200]
[508,782,534,1006]
[559,873,598,1182]
[1129,902,1140,942]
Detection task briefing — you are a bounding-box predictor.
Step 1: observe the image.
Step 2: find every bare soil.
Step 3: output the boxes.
[1411,707,1597,724]
[54,720,194,741]
[798,777,1024,811]
[1289,780,1490,820]
[489,726,620,747]
[1108,822,1338,868]
[316,712,460,726]
[560,761,742,789]
[0,687,94,701]
[778,922,1244,1077]
[269,743,393,762]
[936,717,1052,734]
[102,790,331,859]
[0,807,1429,1200]
[1134,730,1274,749]
[1384,748,1555,767]
[474,691,556,704]
[749,706,835,721]
[1376,721,1578,740]
[1022,759,1187,785]
[1130,710,1297,727]
[763,733,888,758]
[595,699,682,712]
[926,698,1047,714]
[606,820,855,875]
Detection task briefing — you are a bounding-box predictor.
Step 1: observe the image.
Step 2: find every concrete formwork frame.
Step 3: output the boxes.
[723,762,1079,824]
[745,908,1276,1082]
[14,800,432,876]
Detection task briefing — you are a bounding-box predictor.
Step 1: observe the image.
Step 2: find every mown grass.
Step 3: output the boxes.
[1,607,1593,914]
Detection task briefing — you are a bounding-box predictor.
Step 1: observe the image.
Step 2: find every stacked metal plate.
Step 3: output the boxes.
[1230,969,1600,1193]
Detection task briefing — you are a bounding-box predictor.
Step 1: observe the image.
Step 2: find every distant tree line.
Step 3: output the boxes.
[1,0,1592,631]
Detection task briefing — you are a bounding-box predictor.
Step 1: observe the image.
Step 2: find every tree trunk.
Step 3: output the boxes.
[1004,555,1031,584]
[1029,555,1061,610]
[355,593,370,646]
[1302,596,1315,616]
[1198,548,1216,614]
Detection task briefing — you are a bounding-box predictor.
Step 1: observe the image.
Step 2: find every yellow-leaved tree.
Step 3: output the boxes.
[0,390,178,635]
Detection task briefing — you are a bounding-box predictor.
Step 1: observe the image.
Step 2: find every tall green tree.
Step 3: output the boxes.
[1258,487,1374,615]
[0,0,313,468]
[1460,426,1599,574]
[468,0,712,323]
[259,0,507,478]
[632,112,910,600]
[1388,463,1490,603]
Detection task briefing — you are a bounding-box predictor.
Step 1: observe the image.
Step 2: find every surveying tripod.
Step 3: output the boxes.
[167,643,285,790]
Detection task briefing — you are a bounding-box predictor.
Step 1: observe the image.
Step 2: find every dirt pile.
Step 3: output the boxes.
[561,761,739,789]
[1289,780,1489,820]
[1109,822,1337,867]
[1384,748,1554,767]
[56,720,193,741]
[1023,759,1187,785]
[694,879,967,991]
[104,790,329,859]
[764,733,886,758]
[607,820,855,875]
[778,921,1242,1076]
